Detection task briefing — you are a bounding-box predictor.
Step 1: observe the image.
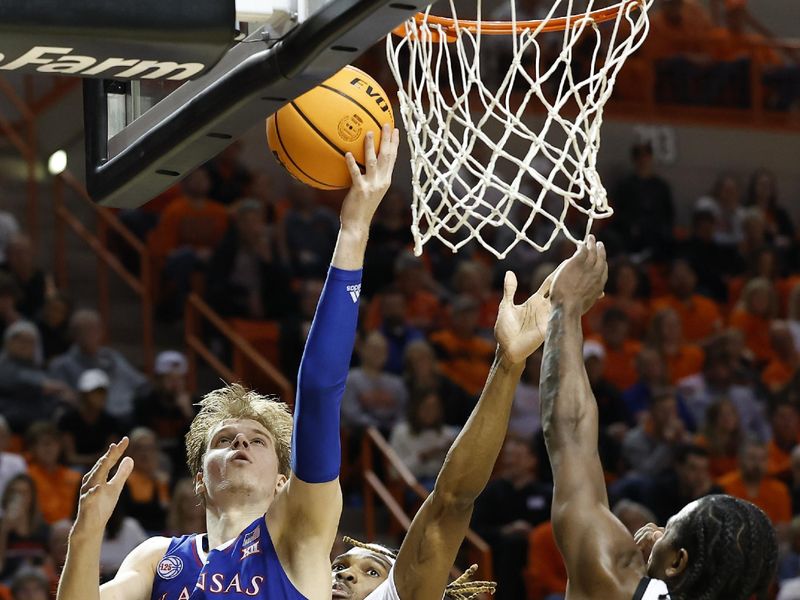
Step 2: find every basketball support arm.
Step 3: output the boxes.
[84,0,425,207]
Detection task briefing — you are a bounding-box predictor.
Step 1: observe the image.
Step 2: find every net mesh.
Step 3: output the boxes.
[387,0,654,258]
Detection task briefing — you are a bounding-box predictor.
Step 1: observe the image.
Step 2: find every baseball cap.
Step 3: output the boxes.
[78,369,110,392]
[155,350,188,376]
[583,340,606,362]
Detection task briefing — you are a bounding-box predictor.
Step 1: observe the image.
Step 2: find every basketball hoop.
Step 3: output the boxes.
[387,0,654,258]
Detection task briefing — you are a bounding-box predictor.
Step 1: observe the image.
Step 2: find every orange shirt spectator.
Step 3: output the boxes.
[148,170,229,260]
[27,462,80,525]
[525,521,567,600]
[591,307,642,391]
[665,344,705,384]
[708,4,781,66]
[761,322,799,393]
[729,277,779,365]
[365,289,442,333]
[24,422,81,524]
[648,307,705,384]
[694,434,739,479]
[766,401,799,480]
[717,441,791,525]
[429,297,494,396]
[651,294,722,344]
[583,295,650,340]
[123,428,171,532]
[645,0,713,60]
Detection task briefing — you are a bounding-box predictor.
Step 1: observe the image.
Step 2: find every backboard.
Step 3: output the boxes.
[1,0,427,207]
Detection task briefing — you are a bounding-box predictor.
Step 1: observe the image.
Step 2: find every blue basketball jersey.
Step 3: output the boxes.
[151,515,306,599]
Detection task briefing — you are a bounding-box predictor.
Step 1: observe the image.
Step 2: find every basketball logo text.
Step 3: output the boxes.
[337,115,363,143]
[349,78,391,113]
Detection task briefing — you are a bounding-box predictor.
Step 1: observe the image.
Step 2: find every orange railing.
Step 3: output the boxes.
[185,293,294,401]
[52,171,156,373]
[361,426,493,582]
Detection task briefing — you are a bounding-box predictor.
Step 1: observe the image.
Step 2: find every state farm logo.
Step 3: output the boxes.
[0,46,205,81]
[157,555,184,580]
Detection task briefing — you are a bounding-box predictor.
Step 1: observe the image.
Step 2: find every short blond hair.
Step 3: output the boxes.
[185,384,293,479]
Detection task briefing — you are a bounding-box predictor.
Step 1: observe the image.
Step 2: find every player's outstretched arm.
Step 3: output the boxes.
[540,236,643,597]
[58,438,168,600]
[391,269,554,600]
[268,125,399,562]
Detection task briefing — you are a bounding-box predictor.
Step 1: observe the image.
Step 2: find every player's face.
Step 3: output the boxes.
[331,549,392,600]
[647,501,697,580]
[200,419,286,504]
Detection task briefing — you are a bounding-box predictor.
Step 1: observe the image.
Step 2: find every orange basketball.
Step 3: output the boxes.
[266,65,394,190]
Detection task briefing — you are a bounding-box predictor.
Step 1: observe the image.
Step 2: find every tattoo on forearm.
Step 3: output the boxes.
[540,307,564,433]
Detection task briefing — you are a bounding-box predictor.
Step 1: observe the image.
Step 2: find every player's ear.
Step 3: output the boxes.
[665,547,689,578]
[194,471,206,496]
[275,473,288,492]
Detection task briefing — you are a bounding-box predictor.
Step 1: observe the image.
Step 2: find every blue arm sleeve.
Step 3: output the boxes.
[291,266,362,483]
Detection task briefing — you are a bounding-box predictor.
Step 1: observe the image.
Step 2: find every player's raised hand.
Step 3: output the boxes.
[73,438,134,536]
[494,270,554,365]
[341,123,400,232]
[633,523,664,563]
[550,234,608,313]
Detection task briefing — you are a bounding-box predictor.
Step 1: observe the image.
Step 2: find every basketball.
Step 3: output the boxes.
[266,65,394,190]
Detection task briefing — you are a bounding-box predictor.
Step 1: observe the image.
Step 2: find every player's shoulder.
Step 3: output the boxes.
[123,535,175,570]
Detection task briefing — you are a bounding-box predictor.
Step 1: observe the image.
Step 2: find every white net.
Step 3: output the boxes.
[387,0,654,258]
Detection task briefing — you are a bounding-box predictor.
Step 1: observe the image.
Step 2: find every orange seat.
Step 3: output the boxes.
[228,319,284,395]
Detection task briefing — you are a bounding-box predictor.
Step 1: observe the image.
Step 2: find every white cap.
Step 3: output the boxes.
[155,350,188,376]
[78,369,110,392]
[583,340,606,362]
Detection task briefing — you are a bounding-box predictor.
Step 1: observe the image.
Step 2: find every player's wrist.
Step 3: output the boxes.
[68,519,105,544]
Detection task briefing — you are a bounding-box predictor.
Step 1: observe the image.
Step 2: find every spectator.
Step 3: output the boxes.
[645,444,723,525]
[592,307,642,392]
[779,516,800,584]
[584,341,629,473]
[280,182,338,278]
[203,141,252,206]
[366,251,443,333]
[341,331,408,433]
[41,520,70,595]
[788,283,800,352]
[206,199,294,320]
[0,475,49,582]
[34,293,72,364]
[677,345,768,438]
[165,478,205,536]
[472,436,553,600]
[0,214,19,265]
[791,445,800,515]
[147,168,229,317]
[647,308,705,383]
[362,188,413,297]
[746,168,795,246]
[0,321,72,435]
[736,207,770,273]
[695,398,745,479]
[98,501,147,581]
[651,259,723,343]
[763,321,799,392]
[729,277,779,365]
[609,141,675,261]
[0,274,21,340]
[402,339,473,427]
[8,568,49,600]
[49,309,147,423]
[121,428,169,534]
[612,499,658,535]
[429,296,497,397]
[509,352,542,440]
[57,369,121,470]
[450,260,501,334]
[370,286,424,375]
[524,521,566,600]
[0,235,46,320]
[132,351,196,480]
[389,388,459,490]
[718,440,792,527]
[767,399,799,480]
[677,209,737,302]
[0,418,25,507]
[23,423,80,525]
[622,346,671,423]
[278,278,323,382]
[622,389,690,476]
[583,259,649,339]
[697,173,745,246]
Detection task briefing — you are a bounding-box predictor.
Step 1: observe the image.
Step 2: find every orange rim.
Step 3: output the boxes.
[392,0,644,41]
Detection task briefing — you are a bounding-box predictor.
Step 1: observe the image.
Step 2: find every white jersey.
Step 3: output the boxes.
[364,568,400,600]
[633,577,671,600]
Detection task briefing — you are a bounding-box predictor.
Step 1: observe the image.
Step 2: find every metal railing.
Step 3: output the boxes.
[361,426,494,582]
[185,293,294,401]
[52,171,156,373]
